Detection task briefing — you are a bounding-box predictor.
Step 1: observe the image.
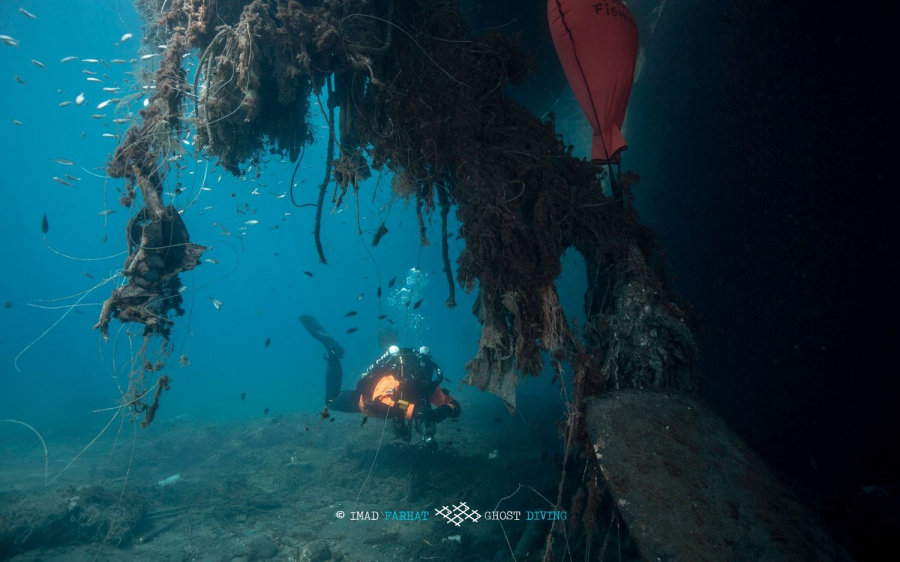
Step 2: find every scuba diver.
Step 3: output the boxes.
[299,315,461,450]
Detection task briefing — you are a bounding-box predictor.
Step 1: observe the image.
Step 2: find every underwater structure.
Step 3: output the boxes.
[76,0,848,559]
[105,0,698,429]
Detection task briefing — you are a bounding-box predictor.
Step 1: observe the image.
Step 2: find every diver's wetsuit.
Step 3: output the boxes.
[299,315,460,422]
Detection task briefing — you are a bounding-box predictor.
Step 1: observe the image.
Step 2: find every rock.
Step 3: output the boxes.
[584,390,853,562]
[299,539,330,562]
[245,535,278,560]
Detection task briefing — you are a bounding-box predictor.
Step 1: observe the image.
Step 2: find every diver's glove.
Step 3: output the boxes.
[430,404,459,423]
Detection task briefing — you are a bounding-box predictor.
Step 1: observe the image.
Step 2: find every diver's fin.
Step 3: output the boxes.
[299,314,345,359]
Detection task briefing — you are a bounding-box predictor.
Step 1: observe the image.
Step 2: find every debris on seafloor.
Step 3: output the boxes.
[158,474,181,487]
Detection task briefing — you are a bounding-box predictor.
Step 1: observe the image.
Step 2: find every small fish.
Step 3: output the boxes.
[19,8,37,19]
[329,417,335,422]
[90,114,105,119]
[101,133,117,138]
[14,75,25,85]
[121,33,133,43]
[179,355,190,367]
[360,417,368,426]
[53,159,74,165]
[140,53,158,61]
[358,293,364,301]
[303,271,313,277]
[98,209,115,216]
[388,276,396,288]
[243,220,259,225]
[346,328,359,334]
[413,298,424,310]
[75,93,85,105]
[41,214,48,233]
[264,337,271,348]
[377,287,382,298]
[12,119,23,126]
[263,408,269,416]
[112,118,129,124]
[31,59,46,69]
[84,272,94,279]
[241,392,246,401]
[344,311,357,317]
[82,59,99,63]
[64,174,80,181]
[209,297,223,310]
[97,100,110,109]
[60,56,77,63]
[52,177,74,187]
[3,301,12,309]
[58,101,72,107]
[110,59,127,64]
[378,315,387,320]
[82,69,97,75]
[103,87,120,93]
[86,77,102,82]
[204,258,218,264]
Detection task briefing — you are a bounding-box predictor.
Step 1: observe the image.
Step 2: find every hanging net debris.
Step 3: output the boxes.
[94,1,701,554]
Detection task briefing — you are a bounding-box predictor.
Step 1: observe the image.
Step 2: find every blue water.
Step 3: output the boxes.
[0,1,541,430]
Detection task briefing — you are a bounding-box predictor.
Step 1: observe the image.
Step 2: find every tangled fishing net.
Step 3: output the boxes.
[94,0,701,554]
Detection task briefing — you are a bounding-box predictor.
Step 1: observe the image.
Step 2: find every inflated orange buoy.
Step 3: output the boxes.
[548,0,639,165]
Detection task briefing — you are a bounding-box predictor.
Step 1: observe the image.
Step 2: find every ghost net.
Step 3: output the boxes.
[97,0,700,555]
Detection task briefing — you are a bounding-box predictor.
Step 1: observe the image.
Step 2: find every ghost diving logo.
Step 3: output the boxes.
[433,502,482,527]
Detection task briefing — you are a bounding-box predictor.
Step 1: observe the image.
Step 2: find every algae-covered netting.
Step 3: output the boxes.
[101,0,699,432]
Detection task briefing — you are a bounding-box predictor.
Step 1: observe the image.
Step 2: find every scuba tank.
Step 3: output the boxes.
[364,345,402,377]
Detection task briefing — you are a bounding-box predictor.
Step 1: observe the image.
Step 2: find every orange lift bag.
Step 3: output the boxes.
[548,0,639,165]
